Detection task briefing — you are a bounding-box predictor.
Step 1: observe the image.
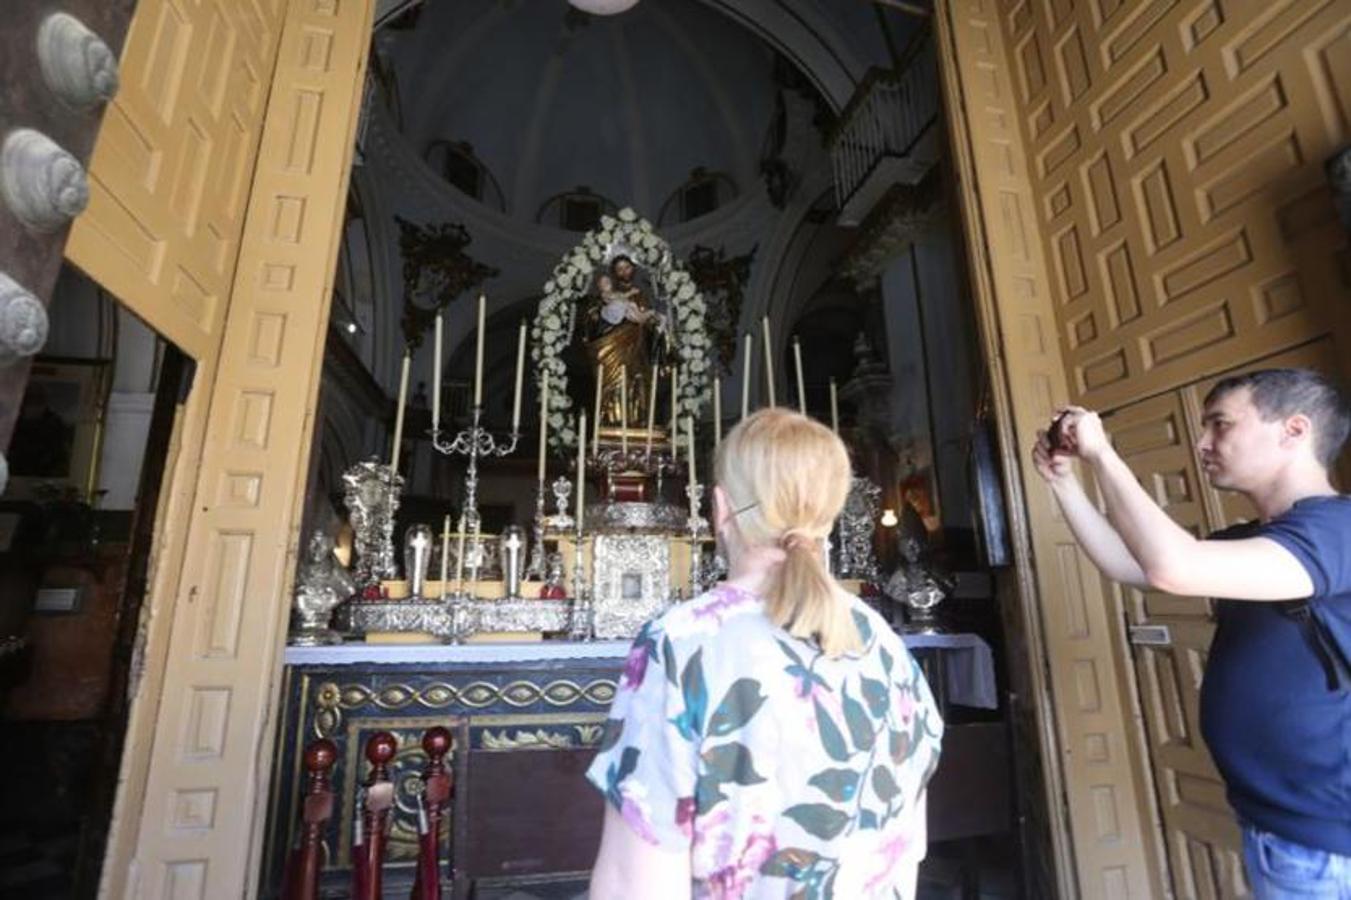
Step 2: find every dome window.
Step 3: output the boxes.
[536,186,619,232]
[658,168,737,225]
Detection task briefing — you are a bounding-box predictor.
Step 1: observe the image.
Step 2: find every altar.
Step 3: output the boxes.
[259,631,1007,898]
[263,211,1014,897]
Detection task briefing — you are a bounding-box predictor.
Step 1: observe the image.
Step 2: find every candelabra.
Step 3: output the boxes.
[526,486,548,581]
[684,482,708,597]
[429,405,519,589]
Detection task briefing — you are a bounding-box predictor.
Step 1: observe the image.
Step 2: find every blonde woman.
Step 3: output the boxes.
[587,409,944,899]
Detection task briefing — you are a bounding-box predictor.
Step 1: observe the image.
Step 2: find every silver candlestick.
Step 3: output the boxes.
[430,404,520,593]
[685,482,708,596]
[526,486,547,580]
[569,528,593,641]
[545,475,575,532]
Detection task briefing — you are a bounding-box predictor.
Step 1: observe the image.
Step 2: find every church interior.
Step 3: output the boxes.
[0,0,1348,898]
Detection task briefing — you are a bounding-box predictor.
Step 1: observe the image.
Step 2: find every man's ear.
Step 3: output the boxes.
[1284,413,1313,448]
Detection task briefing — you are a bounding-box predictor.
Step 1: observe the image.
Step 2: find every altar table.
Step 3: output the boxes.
[259,634,1007,897]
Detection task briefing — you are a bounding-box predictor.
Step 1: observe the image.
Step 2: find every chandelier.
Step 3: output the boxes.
[568,0,640,14]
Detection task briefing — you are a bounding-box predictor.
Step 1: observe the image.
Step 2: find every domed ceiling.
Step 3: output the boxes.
[382,0,785,224]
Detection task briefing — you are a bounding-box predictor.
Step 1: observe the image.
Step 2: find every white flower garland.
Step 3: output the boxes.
[531,208,712,452]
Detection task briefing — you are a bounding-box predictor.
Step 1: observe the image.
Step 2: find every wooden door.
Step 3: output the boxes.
[63,0,374,895]
[938,0,1351,894]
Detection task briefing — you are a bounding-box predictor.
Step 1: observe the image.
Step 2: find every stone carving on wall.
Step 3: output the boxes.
[395,215,499,348]
[685,244,755,376]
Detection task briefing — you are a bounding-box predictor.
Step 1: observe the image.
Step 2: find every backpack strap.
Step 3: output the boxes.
[1282,601,1351,692]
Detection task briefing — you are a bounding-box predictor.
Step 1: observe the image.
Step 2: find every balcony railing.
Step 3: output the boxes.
[829,35,941,225]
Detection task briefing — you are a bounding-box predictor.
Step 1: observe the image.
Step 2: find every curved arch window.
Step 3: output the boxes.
[658,168,738,225]
[423,140,507,212]
[535,186,618,232]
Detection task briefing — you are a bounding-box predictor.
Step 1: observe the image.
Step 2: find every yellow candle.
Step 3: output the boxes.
[686,416,696,487]
[593,363,604,453]
[793,337,806,415]
[390,351,411,471]
[644,363,658,456]
[830,378,839,433]
[741,333,751,420]
[537,374,549,484]
[713,375,722,445]
[473,294,486,408]
[762,316,775,407]
[439,514,451,591]
[576,411,587,527]
[511,319,526,432]
[432,315,443,433]
[620,364,628,455]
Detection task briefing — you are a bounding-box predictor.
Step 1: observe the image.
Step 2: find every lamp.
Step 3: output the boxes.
[880,508,899,528]
[568,0,640,14]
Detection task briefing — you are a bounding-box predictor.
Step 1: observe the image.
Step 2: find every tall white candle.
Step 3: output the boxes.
[670,366,679,461]
[390,351,411,470]
[593,363,604,454]
[793,337,806,415]
[644,363,658,456]
[511,320,526,432]
[713,375,722,445]
[537,374,550,484]
[439,514,451,593]
[741,333,751,420]
[576,412,587,527]
[830,378,840,433]
[619,364,628,455]
[454,513,466,593]
[762,316,775,407]
[433,315,443,433]
[686,416,696,488]
[473,294,486,408]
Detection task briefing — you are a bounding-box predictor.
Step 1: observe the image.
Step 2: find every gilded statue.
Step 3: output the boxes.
[583,255,665,428]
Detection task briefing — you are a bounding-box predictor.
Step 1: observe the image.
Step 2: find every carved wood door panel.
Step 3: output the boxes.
[1109,391,1240,899]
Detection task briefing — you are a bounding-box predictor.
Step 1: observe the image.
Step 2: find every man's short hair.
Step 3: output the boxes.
[1204,368,1350,469]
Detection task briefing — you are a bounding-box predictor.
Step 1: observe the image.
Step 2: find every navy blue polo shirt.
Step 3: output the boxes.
[1199,495,1351,854]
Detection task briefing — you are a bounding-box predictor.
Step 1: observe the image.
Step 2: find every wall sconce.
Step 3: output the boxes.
[880,508,899,528]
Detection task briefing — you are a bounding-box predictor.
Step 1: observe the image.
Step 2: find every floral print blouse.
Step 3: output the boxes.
[586,585,944,899]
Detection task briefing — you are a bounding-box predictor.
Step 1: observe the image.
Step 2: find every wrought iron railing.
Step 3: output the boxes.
[829,34,940,215]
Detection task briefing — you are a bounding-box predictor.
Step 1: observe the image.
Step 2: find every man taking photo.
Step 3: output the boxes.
[1032,368,1351,898]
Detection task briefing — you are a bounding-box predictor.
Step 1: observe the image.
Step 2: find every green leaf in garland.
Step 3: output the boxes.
[860,676,889,719]
[872,764,900,802]
[708,679,767,737]
[879,645,894,675]
[858,809,879,830]
[841,686,875,751]
[889,727,911,764]
[807,768,860,803]
[814,700,851,762]
[597,718,624,753]
[784,803,851,841]
[760,847,822,879]
[702,742,766,787]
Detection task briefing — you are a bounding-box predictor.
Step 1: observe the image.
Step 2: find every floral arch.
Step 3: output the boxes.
[531,208,713,452]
